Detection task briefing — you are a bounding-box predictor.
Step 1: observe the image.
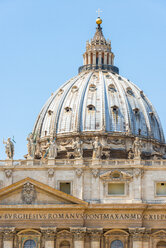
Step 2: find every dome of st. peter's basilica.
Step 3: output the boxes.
[30,18,165,160]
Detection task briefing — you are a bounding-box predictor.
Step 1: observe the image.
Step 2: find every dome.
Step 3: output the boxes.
[29,19,165,160]
[33,70,164,143]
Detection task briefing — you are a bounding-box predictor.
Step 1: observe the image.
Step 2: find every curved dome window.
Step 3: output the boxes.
[126,87,133,96]
[106,74,111,78]
[87,104,95,111]
[48,110,53,116]
[89,84,96,91]
[133,108,139,115]
[71,86,78,93]
[65,107,72,113]
[149,112,154,117]
[111,105,118,113]
[58,89,64,95]
[111,240,123,248]
[140,90,144,97]
[108,84,116,93]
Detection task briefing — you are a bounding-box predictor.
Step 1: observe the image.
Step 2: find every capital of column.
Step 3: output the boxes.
[0,227,15,241]
[70,227,86,241]
[129,227,145,241]
[40,227,57,241]
[87,228,103,241]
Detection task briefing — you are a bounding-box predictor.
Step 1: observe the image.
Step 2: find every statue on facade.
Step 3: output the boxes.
[128,148,134,159]
[133,137,142,159]
[48,138,58,159]
[72,137,83,158]
[34,136,42,159]
[92,137,102,159]
[27,133,35,158]
[3,138,14,159]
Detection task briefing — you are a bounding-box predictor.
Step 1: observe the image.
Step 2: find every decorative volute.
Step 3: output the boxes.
[83,18,114,67]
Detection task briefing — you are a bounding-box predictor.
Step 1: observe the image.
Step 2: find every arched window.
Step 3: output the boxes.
[60,240,70,248]
[111,240,123,248]
[157,241,166,248]
[24,239,36,248]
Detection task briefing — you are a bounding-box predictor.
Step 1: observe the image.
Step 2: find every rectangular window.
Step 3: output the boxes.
[156,182,166,196]
[60,182,71,195]
[108,183,125,195]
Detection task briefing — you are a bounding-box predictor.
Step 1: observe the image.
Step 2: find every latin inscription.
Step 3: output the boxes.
[1,213,166,221]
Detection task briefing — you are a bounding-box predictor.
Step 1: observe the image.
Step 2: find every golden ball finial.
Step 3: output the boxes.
[96,17,102,25]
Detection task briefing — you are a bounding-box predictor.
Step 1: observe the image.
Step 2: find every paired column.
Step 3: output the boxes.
[93,52,96,65]
[70,227,86,248]
[104,52,107,65]
[88,52,91,65]
[41,228,56,248]
[98,52,102,65]
[88,228,103,248]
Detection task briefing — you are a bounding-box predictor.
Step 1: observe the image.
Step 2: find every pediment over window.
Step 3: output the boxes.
[0,177,87,206]
[100,170,133,181]
[152,230,166,237]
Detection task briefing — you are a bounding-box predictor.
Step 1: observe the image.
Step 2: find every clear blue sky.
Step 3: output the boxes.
[0,0,166,159]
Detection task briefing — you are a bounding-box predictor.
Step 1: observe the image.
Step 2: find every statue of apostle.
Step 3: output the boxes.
[133,137,142,159]
[48,138,58,159]
[72,137,83,158]
[3,138,14,159]
[92,137,102,159]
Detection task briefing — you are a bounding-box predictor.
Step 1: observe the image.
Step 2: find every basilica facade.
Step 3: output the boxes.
[0,17,166,248]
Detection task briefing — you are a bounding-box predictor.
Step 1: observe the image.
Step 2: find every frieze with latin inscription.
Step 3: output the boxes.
[1,213,166,221]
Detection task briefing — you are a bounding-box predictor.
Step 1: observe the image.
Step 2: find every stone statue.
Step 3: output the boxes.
[27,133,35,158]
[34,136,42,159]
[128,148,134,159]
[92,137,102,159]
[72,137,83,158]
[133,137,142,159]
[3,138,14,159]
[48,138,58,159]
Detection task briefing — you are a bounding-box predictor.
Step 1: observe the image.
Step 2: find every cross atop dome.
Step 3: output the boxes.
[96,8,103,26]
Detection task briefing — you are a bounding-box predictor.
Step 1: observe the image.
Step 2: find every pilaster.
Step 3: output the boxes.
[70,227,86,248]
[41,227,57,248]
[129,227,145,248]
[87,228,103,248]
[2,228,15,248]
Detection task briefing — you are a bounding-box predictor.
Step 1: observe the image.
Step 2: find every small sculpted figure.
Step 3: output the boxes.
[27,133,35,158]
[3,138,14,159]
[133,137,142,159]
[73,137,83,158]
[128,148,134,159]
[92,137,102,159]
[35,136,42,159]
[48,138,58,159]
